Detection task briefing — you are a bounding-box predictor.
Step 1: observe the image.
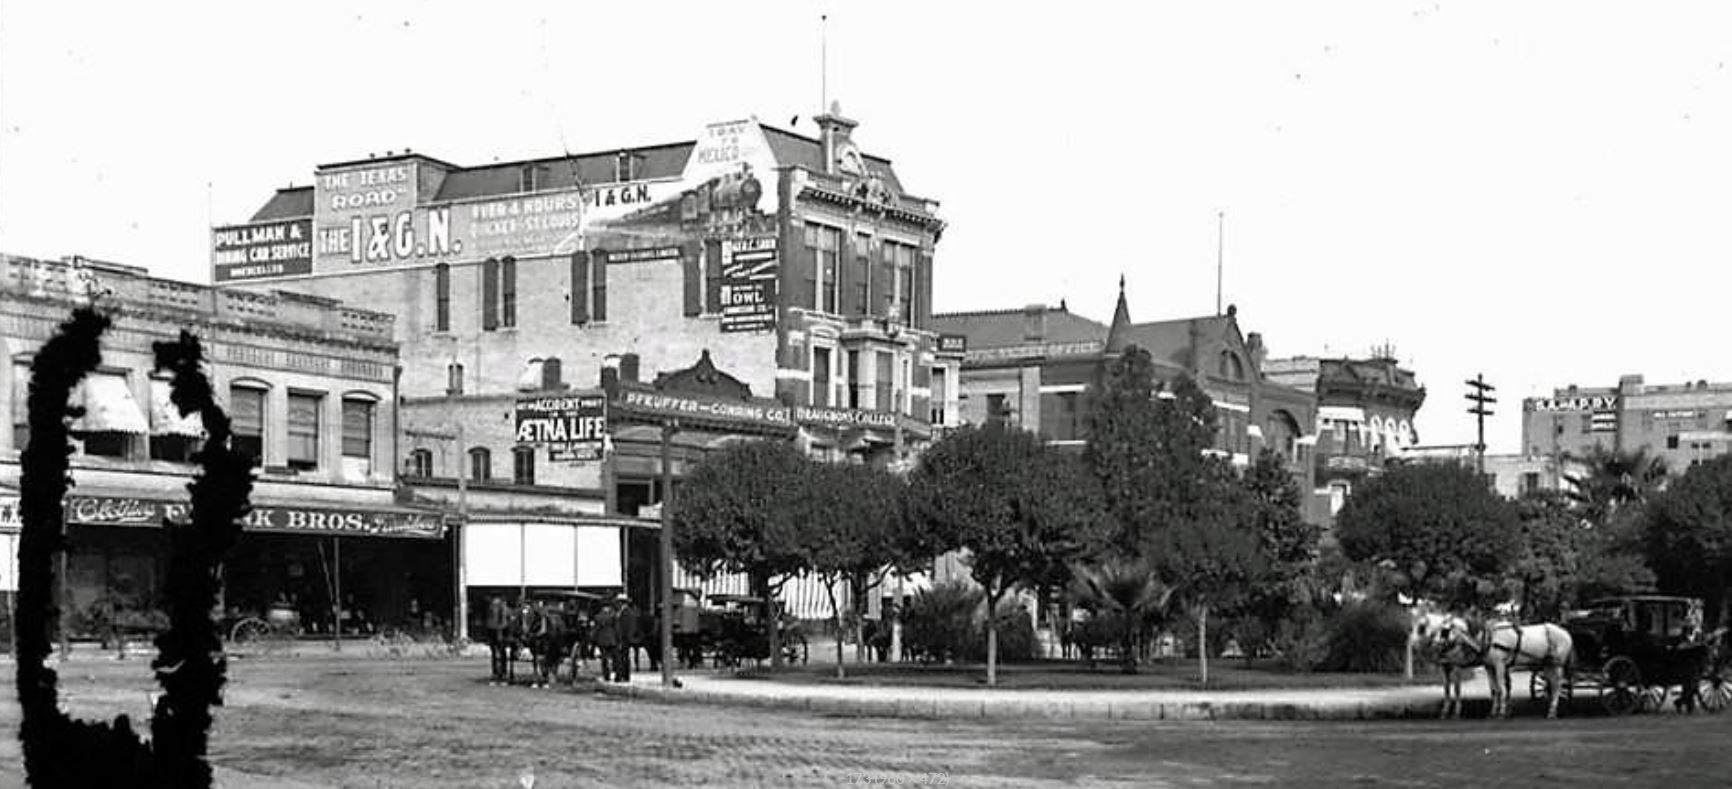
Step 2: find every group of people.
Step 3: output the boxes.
[588,595,640,682]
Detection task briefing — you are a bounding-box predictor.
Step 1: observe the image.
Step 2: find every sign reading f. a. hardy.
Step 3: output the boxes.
[514,394,608,461]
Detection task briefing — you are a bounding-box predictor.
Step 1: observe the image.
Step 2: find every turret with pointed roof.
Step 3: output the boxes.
[1104,274,1133,355]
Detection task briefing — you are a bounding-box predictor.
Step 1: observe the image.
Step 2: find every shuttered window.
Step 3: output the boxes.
[704,239,723,313]
[229,386,265,464]
[287,392,320,470]
[570,252,589,324]
[434,263,450,331]
[481,258,500,330]
[341,399,372,458]
[500,256,517,328]
[592,252,608,322]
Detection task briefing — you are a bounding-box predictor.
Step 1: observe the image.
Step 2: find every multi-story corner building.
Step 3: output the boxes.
[1263,353,1427,528]
[0,254,442,642]
[212,108,954,627]
[1523,374,1732,472]
[931,281,1318,491]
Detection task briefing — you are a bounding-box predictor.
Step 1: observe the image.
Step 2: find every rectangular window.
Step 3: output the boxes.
[704,239,723,314]
[806,224,841,313]
[341,399,373,458]
[854,233,871,315]
[470,448,492,482]
[570,252,589,324]
[435,263,450,331]
[482,258,500,330]
[1579,414,1592,434]
[930,367,947,425]
[500,256,517,328]
[447,363,464,396]
[986,393,1009,428]
[12,363,30,450]
[513,446,535,486]
[1521,472,1540,494]
[1667,434,1680,449]
[813,348,832,407]
[1041,392,1081,441]
[287,392,320,470]
[888,242,915,323]
[876,351,894,412]
[847,351,862,409]
[230,386,265,465]
[592,253,608,322]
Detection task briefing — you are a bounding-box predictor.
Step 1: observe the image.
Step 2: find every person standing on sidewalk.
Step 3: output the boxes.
[591,601,619,682]
[615,595,640,682]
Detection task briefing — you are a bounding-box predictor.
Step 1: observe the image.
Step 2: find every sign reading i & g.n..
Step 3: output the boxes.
[514,394,609,461]
[720,236,778,333]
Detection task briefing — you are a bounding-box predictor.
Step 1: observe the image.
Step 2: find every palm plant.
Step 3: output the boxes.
[1069,557,1172,673]
[1564,446,1670,526]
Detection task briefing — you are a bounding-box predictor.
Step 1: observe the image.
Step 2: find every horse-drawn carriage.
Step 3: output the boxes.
[691,593,808,668]
[1533,595,1731,715]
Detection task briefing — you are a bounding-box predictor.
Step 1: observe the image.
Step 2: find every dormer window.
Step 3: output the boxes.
[615,151,640,182]
[1218,351,1245,381]
[520,164,538,193]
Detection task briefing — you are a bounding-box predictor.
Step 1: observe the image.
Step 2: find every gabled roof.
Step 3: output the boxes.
[432,142,693,202]
[761,124,905,195]
[1114,315,1238,370]
[928,305,1108,350]
[249,187,314,221]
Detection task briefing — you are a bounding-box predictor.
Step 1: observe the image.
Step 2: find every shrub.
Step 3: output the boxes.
[1270,606,1330,672]
[903,582,981,664]
[963,601,1038,663]
[1319,600,1410,673]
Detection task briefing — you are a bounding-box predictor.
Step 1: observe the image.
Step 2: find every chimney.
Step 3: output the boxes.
[601,354,621,392]
[1022,304,1047,342]
[620,353,641,383]
[1246,332,1266,373]
[814,100,858,176]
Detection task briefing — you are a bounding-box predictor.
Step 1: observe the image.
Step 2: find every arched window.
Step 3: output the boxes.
[512,446,535,486]
[468,447,491,482]
[1265,410,1300,460]
[1218,351,1245,381]
[406,448,433,478]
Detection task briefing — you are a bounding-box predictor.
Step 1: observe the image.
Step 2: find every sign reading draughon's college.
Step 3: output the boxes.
[514,394,609,461]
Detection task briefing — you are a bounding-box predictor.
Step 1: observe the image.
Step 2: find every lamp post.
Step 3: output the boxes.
[660,418,680,688]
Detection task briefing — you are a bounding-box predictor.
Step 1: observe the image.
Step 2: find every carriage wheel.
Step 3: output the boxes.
[1699,675,1731,714]
[1601,657,1642,716]
[230,617,271,645]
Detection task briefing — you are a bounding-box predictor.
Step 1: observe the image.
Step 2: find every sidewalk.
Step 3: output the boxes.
[593,669,1495,722]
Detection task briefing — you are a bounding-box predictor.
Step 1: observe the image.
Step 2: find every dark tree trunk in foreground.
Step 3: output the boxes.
[14,311,250,789]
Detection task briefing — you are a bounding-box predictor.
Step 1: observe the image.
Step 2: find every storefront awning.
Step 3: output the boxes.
[71,374,149,434]
[0,491,445,539]
[149,378,205,438]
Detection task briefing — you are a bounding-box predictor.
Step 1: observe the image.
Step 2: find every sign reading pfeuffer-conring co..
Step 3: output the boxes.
[619,390,795,428]
[514,394,608,461]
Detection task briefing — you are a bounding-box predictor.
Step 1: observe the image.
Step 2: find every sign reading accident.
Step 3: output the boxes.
[720,236,778,333]
[515,394,608,461]
[212,218,314,281]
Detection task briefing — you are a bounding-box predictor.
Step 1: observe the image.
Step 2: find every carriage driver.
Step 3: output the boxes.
[592,600,620,681]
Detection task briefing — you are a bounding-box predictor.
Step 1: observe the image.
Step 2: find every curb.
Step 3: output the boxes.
[591,680,1444,722]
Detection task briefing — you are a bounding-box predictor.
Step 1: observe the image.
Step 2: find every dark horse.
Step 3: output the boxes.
[486,599,565,687]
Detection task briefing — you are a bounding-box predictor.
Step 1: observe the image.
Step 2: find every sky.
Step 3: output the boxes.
[3,1,1731,454]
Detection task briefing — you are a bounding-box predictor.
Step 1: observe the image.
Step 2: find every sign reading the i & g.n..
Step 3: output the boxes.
[515,394,608,461]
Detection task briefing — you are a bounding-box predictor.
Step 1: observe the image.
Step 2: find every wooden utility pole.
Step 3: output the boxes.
[1465,374,1496,479]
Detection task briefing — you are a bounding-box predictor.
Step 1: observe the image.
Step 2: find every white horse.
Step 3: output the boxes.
[1415,610,1480,719]
[1427,613,1573,719]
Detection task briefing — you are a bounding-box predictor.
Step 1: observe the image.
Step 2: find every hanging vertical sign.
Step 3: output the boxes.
[720,236,778,333]
[514,394,609,461]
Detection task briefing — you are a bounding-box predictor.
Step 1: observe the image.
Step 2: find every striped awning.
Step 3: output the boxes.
[70,374,148,434]
[149,378,204,437]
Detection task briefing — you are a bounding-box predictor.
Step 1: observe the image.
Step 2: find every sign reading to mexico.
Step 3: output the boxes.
[515,394,608,462]
[0,495,444,539]
[720,237,778,333]
[212,219,313,281]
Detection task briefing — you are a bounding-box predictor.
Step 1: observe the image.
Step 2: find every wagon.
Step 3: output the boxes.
[1531,595,1730,715]
[697,594,808,668]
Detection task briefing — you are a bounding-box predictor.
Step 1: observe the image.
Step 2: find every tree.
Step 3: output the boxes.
[1242,448,1322,645]
[908,425,1105,685]
[672,439,812,669]
[1336,460,1520,678]
[1641,454,1732,625]
[1565,446,1670,528]
[1157,457,1264,686]
[1510,490,1581,622]
[1085,346,1216,553]
[797,462,908,678]
[1069,556,1171,673]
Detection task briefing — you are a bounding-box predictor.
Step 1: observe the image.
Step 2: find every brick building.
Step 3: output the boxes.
[1263,353,1427,528]
[1523,374,1732,472]
[213,108,953,628]
[0,254,443,642]
[931,280,1318,497]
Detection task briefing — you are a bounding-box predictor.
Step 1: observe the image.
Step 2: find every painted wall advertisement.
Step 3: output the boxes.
[212,218,314,282]
[515,394,608,461]
[720,236,778,333]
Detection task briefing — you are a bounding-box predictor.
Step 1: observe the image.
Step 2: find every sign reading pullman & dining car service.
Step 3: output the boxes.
[0,494,444,539]
[514,394,608,461]
[212,218,314,282]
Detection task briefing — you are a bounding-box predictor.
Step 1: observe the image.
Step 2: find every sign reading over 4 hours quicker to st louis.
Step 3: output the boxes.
[515,394,608,461]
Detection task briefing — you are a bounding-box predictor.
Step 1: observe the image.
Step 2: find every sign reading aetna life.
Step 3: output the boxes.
[0,495,443,539]
[212,218,314,282]
[515,394,608,461]
[721,237,778,333]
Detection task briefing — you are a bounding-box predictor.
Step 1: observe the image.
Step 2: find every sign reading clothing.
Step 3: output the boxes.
[515,394,608,461]
[720,237,778,333]
[0,495,443,539]
[212,218,313,282]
